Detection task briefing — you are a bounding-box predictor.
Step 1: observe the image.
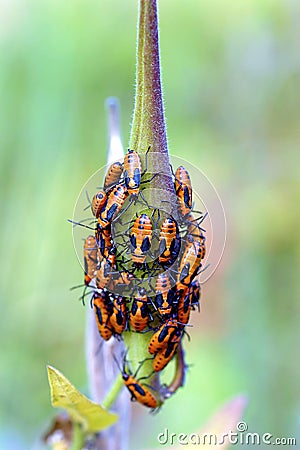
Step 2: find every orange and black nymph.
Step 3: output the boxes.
[130,288,150,332]
[83,235,98,286]
[104,161,124,192]
[123,149,142,196]
[174,165,192,217]
[130,213,153,265]
[91,190,107,218]
[158,217,180,266]
[98,184,128,229]
[121,368,158,409]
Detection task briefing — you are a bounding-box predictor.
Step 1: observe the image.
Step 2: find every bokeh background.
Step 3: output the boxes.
[1,0,299,448]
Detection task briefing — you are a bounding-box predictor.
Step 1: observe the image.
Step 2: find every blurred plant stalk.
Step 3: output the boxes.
[85,98,130,450]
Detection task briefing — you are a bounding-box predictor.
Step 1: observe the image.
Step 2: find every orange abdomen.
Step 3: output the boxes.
[83,235,98,285]
[91,191,107,218]
[98,185,128,228]
[123,373,158,409]
[174,166,192,217]
[155,273,175,317]
[123,149,142,196]
[148,318,179,354]
[104,161,123,192]
[159,217,180,265]
[152,328,182,371]
[130,292,149,332]
[177,240,203,288]
[109,296,127,335]
[93,292,113,341]
[130,214,152,265]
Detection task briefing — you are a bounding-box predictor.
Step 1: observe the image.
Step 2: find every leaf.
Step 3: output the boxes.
[47,365,118,433]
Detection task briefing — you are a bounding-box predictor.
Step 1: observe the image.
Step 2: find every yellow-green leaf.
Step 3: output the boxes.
[47,365,118,433]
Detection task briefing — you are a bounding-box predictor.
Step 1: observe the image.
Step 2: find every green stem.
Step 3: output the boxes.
[70,422,85,450]
[130,0,169,155]
[130,1,145,150]
[122,0,176,402]
[130,0,175,205]
[101,373,124,410]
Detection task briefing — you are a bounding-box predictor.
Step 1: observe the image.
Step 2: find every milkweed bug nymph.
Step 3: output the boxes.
[122,372,158,409]
[123,147,157,202]
[116,357,159,409]
[176,278,201,323]
[104,161,124,192]
[98,184,128,229]
[155,272,176,318]
[123,149,142,197]
[93,290,113,341]
[176,239,203,294]
[109,295,127,335]
[91,190,108,218]
[83,235,98,286]
[95,259,114,290]
[130,288,151,332]
[148,318,183,355]
[176,290,192,325]
[95,223,113,258]
[130,213,153,266]
[70,235,98,305]
[174,166,193,217]
[153,333,182,372]
[158,217,180,266]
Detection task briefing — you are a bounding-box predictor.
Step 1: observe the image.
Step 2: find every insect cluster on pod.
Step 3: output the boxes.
[73,148,206,410]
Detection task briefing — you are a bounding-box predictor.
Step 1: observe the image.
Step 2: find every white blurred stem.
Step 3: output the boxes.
[106,97,125,163]
[85,98,130,450]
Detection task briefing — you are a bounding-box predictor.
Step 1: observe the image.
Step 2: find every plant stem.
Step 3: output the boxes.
[130,0,174,202]
[124,0,176,397]
[130,0,168,153]
[102,374,124,410]
[69,423,85,450]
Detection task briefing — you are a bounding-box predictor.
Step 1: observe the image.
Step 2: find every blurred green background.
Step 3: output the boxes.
[1,0,299,448]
